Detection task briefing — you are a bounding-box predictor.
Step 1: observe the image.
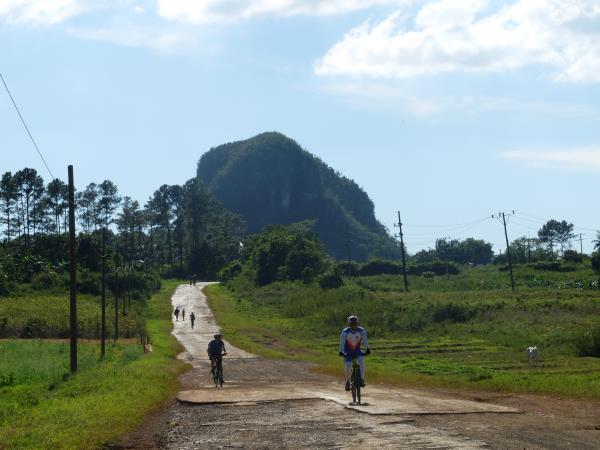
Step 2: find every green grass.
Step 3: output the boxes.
[0,288,139,339]
[0,280,187,450]
[206,270,600,399]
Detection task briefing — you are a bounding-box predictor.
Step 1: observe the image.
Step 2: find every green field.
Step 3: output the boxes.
[0,286,140,339]
[0,280,186,450]
[207,264,600,399]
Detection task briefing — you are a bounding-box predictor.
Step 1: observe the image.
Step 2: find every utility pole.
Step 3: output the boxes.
[526,237,532,264]
[493,211,515,292]
[114,266,119,345]
[68,165,77,373]
[577,233,584,255]
[101,227,106,359]
[394,211,409,292]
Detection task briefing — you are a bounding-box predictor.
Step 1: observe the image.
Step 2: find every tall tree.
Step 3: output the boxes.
[0,172,17,241]
[77,183,99,233]
[593,231,600,252]
[538,219,574,257]
[14,168,44,247]
[46,178,69,234]
[97,180,121,229]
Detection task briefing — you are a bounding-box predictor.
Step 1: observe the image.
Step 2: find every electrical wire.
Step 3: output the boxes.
[403,217,490,237]
[1,71,55,180]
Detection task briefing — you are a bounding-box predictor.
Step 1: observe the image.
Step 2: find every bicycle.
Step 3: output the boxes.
[211,355,225,387]
[349,356,363,405]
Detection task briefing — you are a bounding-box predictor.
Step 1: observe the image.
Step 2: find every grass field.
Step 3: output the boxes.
[0,286,140,339]
[0,280,186,450]
[206,265,600,399]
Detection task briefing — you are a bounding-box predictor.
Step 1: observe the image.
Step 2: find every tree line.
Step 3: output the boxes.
[0,167,244,293]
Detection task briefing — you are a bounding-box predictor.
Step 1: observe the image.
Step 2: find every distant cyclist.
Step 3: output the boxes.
[339,315,371,391]
[208,332,227,380]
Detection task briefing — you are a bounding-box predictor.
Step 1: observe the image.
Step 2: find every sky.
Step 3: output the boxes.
[1,0,599,254]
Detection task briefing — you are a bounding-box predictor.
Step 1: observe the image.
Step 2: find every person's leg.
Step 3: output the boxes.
[344,358,352,382]
[358,355,365,385]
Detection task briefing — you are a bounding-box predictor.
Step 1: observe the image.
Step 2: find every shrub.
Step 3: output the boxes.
[573,325,600,357]
[592,252,600,273]
[78,270,101,295]
[422,271,435,279]
[31,272,55,290]
[563,250,582,264]
[432,302,478,323]
[358,259,402,276]
[337,261,359,277]
[218,261,243,283]
[408,261,460,276]
[533,261,561,271]
[318,268,344,289]
[0,272,9,297]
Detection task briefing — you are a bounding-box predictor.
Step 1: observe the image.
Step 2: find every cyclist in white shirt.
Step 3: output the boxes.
[338,315,371,391]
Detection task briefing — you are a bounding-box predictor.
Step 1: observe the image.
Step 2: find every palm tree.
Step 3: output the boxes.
[593,231,600,251]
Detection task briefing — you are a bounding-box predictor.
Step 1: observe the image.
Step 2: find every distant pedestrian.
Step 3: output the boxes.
[174,307,180,321]
[181,309,186,321]
[190,312,196,329]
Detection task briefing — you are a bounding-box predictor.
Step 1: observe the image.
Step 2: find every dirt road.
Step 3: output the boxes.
[115,284,600,449]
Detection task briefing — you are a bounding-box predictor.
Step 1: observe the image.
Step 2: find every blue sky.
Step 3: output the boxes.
[1,0,599,253]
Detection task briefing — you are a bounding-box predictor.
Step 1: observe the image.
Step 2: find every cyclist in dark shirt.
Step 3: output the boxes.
[208,333,227,376]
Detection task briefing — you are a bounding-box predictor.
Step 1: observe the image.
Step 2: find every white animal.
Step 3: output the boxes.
[526,346,538,367]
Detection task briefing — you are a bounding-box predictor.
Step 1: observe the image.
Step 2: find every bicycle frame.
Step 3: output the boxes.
[350,356,362,405]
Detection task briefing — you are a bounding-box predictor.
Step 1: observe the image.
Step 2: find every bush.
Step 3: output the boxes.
[358,259,402,276]
[408,261,460,276]
[422,271,435,279]
[318,268,344,289]
[218,261,243,283]
[337,261,359,277]
[0,272,9,297]
[592,252,600,273]
[563,250,582,263]
[432,302,478,323]
[78,270,101,295]
[573,325,600,357]
[31,272,55,290]
[533,261,561,271]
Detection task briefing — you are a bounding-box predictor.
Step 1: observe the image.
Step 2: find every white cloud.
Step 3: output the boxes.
[0,0,82,25]
[502,149,600,172]
[315,0,600,82]
[157,0,415,24]
[67,26,191,52]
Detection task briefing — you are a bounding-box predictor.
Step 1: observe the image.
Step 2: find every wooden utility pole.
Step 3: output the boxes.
[394,211,409,292]
[577,233,584,255]
[68,165,77,373]
[527,238,532,264]
[101,227,106,359]
[493,211,516,292]
[114,267,119,344]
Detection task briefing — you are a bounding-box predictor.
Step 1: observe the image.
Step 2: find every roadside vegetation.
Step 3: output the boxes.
[0,280,185,450]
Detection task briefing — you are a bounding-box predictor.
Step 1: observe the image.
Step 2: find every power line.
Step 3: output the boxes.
[1,72,55,180]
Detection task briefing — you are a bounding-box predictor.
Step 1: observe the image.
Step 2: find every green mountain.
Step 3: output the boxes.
[197,132,399,260]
